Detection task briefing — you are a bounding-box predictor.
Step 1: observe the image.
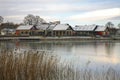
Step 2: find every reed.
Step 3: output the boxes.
[0,50,60,80]
[0,50,120,80]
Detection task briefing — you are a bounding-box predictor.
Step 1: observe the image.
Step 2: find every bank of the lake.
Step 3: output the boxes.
[0,36,120,41]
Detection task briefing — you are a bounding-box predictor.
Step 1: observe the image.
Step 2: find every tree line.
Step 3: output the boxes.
[0,14,47,30]
[0,14,120,30]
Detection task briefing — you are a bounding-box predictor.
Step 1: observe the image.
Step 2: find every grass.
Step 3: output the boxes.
[0,50,120,80]
[0,50,60,80]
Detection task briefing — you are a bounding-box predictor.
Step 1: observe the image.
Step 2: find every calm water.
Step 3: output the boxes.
[0,40,120,70]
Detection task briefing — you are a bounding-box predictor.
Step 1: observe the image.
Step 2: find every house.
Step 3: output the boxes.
[36,23,49,36]
[1,28,16,36]
[108,27,118,36]
[95,26,109,37]
[73,25,97,36]
[116,29,120,36]
[47,24,57,36]
[16,25,37,36]
[53,24,73,36]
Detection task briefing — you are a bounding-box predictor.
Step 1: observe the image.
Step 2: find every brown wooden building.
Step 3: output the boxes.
[16,25,37,36]
[36,23,49,36]
[73,25,97,37]
[53,24,73,37]
[95,26,109,37]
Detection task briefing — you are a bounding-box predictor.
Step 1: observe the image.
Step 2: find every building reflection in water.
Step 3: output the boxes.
[0,41,120,67]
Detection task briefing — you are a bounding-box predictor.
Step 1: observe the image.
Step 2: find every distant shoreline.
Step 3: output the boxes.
[0,36,120,41]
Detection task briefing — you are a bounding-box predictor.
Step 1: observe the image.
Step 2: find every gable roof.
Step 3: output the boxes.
[95,26,107,31]
[73,25,97,31]
[36,24,49,30]
[53,24,72,30]
[1,28,15,32]
[47,24,56,30]
[16,25,33,30]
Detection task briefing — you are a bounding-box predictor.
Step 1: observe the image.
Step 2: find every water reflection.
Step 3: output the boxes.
[0,41,120,55]
[1,41,120,80]
[0,40,120,68]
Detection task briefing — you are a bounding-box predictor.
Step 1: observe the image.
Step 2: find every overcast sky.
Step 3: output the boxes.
[0,0,120,26]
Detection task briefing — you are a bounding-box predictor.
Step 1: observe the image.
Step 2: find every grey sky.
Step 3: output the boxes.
[0,0,120,26]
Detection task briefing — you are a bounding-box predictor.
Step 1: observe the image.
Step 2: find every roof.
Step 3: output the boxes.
[1,28,15,32]
[16,25,33,30]
[95,26,107,31]
[47,24,56,30]
[53,24,71,30]
[36,24,49,30]
[73,25,97,31]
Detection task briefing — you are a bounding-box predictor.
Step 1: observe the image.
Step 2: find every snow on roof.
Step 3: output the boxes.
[73,25,96,31]
[1,28,15,32]
[17,25,33,30]
[47,24,56,30]
[36,24,49,30]
[53,24,70,30]
[95,26,107,31]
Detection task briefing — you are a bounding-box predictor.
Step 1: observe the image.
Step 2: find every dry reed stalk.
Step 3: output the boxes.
[0,50,119,80]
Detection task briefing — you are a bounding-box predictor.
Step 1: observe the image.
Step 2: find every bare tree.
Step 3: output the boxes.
[24,14,46,25]
[35,16,46,26]
[118,23,120,29]
[105,22,114,28]
[0,16,3,24]
[24,14,36,25]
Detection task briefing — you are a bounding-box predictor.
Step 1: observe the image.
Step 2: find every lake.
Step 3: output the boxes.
[0,40,120,71]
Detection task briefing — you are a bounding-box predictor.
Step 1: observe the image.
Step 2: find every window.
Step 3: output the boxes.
[21,32,24,34]
[25,32,28,34]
